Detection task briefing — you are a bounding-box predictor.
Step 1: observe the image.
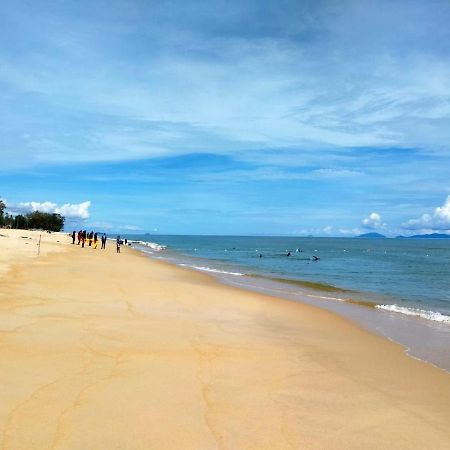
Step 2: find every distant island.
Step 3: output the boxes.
[396,233,450,239]
[356,232,450,239]
[355,232,386,238]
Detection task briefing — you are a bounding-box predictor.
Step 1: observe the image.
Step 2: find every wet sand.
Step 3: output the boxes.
[0,229,449,449]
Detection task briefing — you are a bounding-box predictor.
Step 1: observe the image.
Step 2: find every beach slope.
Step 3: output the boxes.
[0,230,449,449]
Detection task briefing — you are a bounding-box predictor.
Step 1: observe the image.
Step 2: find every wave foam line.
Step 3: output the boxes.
[131,240,166,252]
[375,304,450,323]
[307,294,347,302]
[178,264,244,276]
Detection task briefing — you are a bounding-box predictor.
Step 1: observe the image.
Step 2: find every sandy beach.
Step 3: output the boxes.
[0,229,449,449]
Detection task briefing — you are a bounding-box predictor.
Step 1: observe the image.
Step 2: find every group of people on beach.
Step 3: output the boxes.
[71,230,107,249]
[71,230,128,253]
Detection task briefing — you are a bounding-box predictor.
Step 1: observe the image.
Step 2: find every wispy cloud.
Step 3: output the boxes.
[1,0,450,170]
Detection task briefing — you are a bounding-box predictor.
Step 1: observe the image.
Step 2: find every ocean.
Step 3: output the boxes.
[125,235,450,371]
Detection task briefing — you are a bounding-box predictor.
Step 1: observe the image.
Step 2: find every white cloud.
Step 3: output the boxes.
[56,201,91,219]
[338,227,362,236]
[362,212,383,229]
[18,201,57,214]
[13,201,91,219]
[402,196,450,230]
[323,225,333,234]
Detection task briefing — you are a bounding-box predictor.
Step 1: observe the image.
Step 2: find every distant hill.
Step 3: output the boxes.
[355,232,386,238]
[399,233,450,239]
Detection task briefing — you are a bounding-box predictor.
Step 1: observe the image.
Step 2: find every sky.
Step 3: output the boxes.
[1,0,450,236]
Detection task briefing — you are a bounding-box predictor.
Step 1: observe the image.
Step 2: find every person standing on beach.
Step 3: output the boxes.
[101,233,107,249]
[77,230,82,245]
[81,230,86,248]
[116,235,121,253]
[72,230,76,244]
[93,232,98,249]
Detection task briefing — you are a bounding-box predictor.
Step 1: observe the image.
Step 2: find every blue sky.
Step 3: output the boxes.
[1,0,450,235]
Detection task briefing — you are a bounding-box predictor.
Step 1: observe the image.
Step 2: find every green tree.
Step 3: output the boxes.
[26,211,65,232]
[14,214,28,229]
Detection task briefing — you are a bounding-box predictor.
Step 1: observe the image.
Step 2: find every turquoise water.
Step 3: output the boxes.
[127,235,450,319]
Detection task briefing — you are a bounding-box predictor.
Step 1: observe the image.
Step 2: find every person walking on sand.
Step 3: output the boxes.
[77,230,82,245]
[116,235,121,253]
[72,230,76,244]
[101,233,107,249]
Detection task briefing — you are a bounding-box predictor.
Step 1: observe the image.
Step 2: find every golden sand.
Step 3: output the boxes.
[0,229,449,449]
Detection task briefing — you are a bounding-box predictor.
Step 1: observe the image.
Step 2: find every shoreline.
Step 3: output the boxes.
[130,237,450,321]
[134,242,450,372]
[1,229,449,448]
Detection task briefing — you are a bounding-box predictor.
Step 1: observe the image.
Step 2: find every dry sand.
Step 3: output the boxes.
[0,229,449,449]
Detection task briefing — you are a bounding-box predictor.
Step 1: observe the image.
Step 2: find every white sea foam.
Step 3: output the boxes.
[131,240,166,252]
[178,264,244,276]
[375,304,450,324]
[307,294,346,302]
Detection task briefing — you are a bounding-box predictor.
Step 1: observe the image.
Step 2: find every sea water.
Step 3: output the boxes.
[126,235,450,371]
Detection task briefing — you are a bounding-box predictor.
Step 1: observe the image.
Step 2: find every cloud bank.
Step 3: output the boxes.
[12,201,91,219]
[402,196,450,231]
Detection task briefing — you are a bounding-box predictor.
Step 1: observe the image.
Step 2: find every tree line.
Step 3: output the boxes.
[0,199,65,232]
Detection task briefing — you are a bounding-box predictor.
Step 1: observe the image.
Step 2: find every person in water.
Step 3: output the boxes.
[286,252,291,256]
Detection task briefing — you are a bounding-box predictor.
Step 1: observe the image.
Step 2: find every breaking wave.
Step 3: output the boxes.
[130,240,166,252]
[375,304,450,324]
[178,264,244,276]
